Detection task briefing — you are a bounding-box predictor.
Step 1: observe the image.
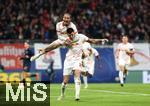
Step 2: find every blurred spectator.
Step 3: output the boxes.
[0,0,149,43]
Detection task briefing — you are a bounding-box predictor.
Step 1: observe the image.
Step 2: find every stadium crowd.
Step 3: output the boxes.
[0,0,149,43]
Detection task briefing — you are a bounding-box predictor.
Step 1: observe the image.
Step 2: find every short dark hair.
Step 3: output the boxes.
[122,35,128,38]
[64,13,71,18]
[66,28,74,34]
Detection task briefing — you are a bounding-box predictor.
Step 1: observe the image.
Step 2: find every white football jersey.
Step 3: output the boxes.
[117,42,134,61]
[62,34,89,73]
[65,34,88,58]
[91,48,99,57]
[82,44,99,75]
[56,21,78,40]
[82,42,99,58]
[82,42,92,56]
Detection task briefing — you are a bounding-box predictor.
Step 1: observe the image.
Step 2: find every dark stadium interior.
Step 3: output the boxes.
[0,0,149,43]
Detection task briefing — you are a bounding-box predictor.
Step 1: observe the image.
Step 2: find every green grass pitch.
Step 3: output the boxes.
[50,83,150,106]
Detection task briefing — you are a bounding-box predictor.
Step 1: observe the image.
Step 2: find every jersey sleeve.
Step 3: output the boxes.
[117,43,121,50]
[92,48,99,56]
[56,22,66,40]
[80,34,89,42]
[56,23,60,36]
[83,42,91,50]
[71,23,78,33]
[128,43,135,51]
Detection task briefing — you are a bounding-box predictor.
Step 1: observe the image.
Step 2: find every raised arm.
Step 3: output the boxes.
[87,38,108,44]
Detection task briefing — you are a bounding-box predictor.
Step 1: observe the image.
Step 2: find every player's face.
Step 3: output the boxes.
[68,32,75,40]
[63,14,71,26]
[122,36,128,44]
[24,42,29,49]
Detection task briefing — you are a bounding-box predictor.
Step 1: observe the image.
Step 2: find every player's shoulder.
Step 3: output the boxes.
[127,42,133,45]
[93,48,99,55]
[83,42,91,48]
[127,42,134,47]
[69,22,77,30]
[56,21,63,26]
[70,22,76,26]
[84,42,91,46]
[76,33,88,39]
[83,42,90,45]
[91,47,96,51]
[77,33,85,36]
[27,48,32,51]
[77,33,87,37]
[118,43,123,46]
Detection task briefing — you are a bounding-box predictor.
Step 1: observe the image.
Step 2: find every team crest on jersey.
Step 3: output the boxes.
[66,39,79,48]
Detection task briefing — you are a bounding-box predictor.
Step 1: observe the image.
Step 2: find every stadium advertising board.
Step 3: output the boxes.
[143,71,150,83]
[0,43,24,70]
[34,43,62,70]
[51,48,117,83]
[0,72,41,83]
[114,43,150,71]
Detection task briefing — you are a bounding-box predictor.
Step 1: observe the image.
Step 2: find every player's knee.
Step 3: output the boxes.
[74,77,81,84]
[62,82,67,86]
[63,80,68,84]
[74,70,81,76]
[81,72,87,76]
[63,76,69,83]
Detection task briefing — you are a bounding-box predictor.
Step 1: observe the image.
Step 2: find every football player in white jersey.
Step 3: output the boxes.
[56,13,79,99]
[82,42,99,88]
[116,36,135,87]
[38,28,108,101]
[56,13,78,40]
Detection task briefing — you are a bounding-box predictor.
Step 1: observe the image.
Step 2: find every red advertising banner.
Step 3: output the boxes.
[0,43,24,70]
